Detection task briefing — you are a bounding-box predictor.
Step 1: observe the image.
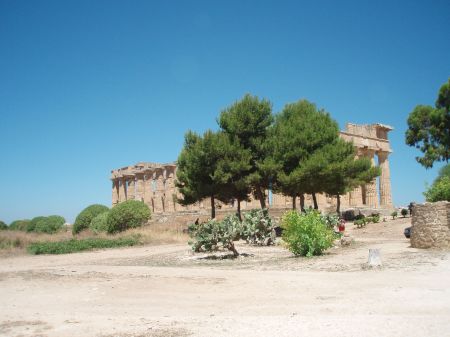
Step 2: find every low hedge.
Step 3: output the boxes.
[34,215,65,234]
[106,200,151,233]
[27,216,47,232]
[0,221,7,230]
[28,236,140,255]
[73,204,109,234]
[9,219,30,231]
[89,212,109,233]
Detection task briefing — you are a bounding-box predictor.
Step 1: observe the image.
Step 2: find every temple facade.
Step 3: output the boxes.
[110,123,393,214]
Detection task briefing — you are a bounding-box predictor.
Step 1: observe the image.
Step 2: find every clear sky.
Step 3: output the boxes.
[0,0,449,224]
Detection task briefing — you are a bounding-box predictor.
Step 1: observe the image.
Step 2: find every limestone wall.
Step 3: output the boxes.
[411,201,450,249]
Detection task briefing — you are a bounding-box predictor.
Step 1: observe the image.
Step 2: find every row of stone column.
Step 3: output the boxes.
[112,151,393,213]
[348,150,392,208]
[112,168,177,213]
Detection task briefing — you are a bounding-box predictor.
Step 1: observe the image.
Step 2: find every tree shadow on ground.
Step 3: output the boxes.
[198,253,254,260]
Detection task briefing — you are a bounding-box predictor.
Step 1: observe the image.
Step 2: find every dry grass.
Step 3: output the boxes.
[0,228,73,256]
[0,222,189,257]
[126,222,189,245]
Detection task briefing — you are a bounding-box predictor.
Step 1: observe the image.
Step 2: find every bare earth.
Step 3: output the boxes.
[1,217,450,337]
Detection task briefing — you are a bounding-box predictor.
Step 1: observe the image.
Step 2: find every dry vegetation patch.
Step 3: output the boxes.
[0,222,189,256]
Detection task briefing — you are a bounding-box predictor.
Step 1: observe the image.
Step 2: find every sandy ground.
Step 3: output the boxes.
[1,217,450,337]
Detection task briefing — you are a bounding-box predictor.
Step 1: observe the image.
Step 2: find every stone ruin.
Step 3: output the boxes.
[411,201,450,249]
[110,123,394,217]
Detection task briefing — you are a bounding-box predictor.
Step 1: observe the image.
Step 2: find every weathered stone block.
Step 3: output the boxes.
[411,201,450,249]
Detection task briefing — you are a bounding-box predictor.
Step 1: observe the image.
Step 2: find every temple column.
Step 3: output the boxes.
[349,152,363,206]
[151,170,164,213]
[158,172,166,212]
[127,178,136,200]
[135,174,145,202]
[143,173,152,208]
[112,179,119,205]
[365,150,378,208]
[378,151,393,207]
[118,178,126,202]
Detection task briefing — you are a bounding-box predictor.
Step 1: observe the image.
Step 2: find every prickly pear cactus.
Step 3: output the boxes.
[188,215,241,256]
[241,209,276,245]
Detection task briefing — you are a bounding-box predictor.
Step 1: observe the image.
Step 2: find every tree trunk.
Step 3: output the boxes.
[256,187,267,209]
[292,195,297,210]
[312,193,318,209]
[237,199,242,221]
[336,194,341,214]
[229,242,239,257]
[210,195,215,219]
[299,194,305,212]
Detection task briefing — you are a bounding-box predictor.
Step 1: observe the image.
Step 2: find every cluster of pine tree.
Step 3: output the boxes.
[176,94,380,218]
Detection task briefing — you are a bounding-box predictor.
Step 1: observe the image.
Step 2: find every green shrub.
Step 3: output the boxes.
[0,221,7,230]
[89,212,109,234]
[73,204,109,234]
[27,216,47,232]
[354,213,365,221]
[281,209,334,257]
[391,211,398,220]
[365,215,380,224]
[321,213,340,229]
[27,236,140,255]
[106,200,150,234]
[424,176,450,202]
[401,208,408,218]
[34,215,65,234]
[241,209,276,245]
[354,219,366,228]
[370,213,380,223]
[188,218,240,256]
[9,219,30,231]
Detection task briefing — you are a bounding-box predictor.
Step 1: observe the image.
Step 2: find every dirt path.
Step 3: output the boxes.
[1,217,449,337]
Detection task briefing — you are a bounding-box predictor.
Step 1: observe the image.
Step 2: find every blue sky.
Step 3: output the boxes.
[0,0,449,224]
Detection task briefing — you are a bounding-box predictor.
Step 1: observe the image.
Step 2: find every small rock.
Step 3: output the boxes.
[340,235,353,246]
[368,248,382,267]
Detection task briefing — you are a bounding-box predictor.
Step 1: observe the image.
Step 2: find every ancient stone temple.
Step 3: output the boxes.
[111,123,394,215]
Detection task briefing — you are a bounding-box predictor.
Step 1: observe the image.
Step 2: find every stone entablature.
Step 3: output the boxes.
[111,123,394,214]
[411,202,450,249]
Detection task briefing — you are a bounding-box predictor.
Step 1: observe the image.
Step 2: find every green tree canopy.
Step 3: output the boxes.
[212,135,252,220]
[73,204,109,234]
[423,163,450,202]
[317,140,380,212]
[0,221,7,230]
[218,94,274,209]
[436,163,450,181]
[424,176,450,202]
[405,78,450,168]
[270,99,340,209]
[9,219,30,231]
[176,130,250,218]
[106,200,151,233]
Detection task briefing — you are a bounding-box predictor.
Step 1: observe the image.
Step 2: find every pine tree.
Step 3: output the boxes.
[405,78,450,168]
[270,99,339,210]
[218,94,275,209]
[315,140,381,213]
[176,130,252,219]
[176,130,222,218]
